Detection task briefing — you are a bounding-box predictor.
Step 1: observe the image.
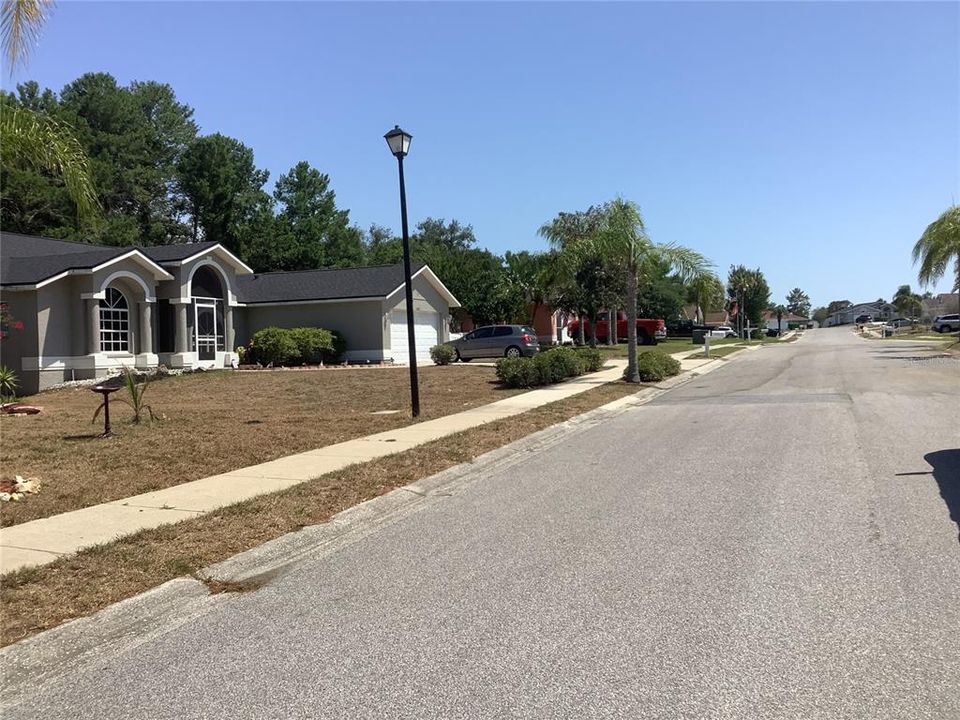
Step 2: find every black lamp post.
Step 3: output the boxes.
[384,125,420,418]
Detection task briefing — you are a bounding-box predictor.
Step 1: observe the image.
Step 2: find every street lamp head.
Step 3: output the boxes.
[384,125,412,158]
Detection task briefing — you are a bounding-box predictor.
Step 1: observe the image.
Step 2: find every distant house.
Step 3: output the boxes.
[823,302,896,327]
[921,292,959,321]
[0,232,459,394]
[762,310,809,333]
[681,304,730,326]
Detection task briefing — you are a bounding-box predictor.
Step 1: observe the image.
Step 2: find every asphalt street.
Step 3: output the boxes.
[7,328,959,719]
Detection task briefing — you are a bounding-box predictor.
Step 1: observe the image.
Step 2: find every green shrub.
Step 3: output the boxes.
[624,352,682,382]
[496,346,597,388]
[289,327,334,364]
[0,365,18,402]
[249,327,346,366]
[496,357,542,388]
[325,330,347,363]
[574,347,603,373]
[430,344,456,365]
[536,346,582,383]
[250,327,299,366]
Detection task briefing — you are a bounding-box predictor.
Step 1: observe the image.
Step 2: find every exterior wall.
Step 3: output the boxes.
[0,289,40,395]
[530,304,558,345]
[241,300,385,362]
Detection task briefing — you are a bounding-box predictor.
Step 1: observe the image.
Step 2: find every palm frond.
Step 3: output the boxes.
[654,243,712,283]
[0,105,98,219]
[913,205,960,287]
[1,0,53,71]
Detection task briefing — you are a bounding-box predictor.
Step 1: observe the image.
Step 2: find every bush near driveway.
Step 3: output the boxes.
[496,347,604,388]
[624,352,681,382]
[430,344,456,365]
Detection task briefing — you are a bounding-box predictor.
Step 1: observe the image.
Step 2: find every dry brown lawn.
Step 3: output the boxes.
[0,380,638,647]
[0,366,519,526]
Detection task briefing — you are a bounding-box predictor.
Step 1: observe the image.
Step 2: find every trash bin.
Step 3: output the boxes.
[692,330,707,345]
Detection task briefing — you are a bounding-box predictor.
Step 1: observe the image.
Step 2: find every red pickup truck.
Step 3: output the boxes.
[567,311,666,345]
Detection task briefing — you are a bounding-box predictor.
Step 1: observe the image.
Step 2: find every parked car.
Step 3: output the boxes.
[766,328,782,337]
[445,325,540,361]
[666,320,717,338]
[855,314,872,324]
[567,311,666,345]
[890,317,916,328]
[709,325,737,338]
[933,314,959,333]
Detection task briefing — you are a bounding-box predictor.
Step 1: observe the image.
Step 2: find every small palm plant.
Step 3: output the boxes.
[92,367,157,426]
[0,366,19,403]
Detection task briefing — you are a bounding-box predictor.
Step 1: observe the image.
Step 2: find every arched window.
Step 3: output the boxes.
[99,287,130,352]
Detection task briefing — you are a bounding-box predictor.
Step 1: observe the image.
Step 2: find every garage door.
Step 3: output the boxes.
[390,310,439,364]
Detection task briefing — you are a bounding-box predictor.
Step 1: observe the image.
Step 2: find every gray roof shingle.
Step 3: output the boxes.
[236,263,425,304]
[0,232,216,286]
[1,248,131,285]
[141,242,220,262]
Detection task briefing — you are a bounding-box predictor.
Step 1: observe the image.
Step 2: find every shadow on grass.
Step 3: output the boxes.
[62,434,102,442]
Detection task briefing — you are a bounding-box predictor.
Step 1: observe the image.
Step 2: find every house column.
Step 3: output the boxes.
[87,299,100,354]
[224,305,235,353]
[175,302,190,353]
[139,302,154,354]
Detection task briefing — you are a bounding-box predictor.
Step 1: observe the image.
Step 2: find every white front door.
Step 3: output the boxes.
[390,310,439,364]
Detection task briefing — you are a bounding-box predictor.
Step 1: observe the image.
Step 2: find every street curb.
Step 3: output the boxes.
[0,356,733,706]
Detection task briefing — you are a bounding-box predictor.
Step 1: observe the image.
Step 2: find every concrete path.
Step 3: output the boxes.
[0,350,718,573]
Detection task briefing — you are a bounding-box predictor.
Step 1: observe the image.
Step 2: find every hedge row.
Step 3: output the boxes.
[244,327,346,366]
[495,347,604,388]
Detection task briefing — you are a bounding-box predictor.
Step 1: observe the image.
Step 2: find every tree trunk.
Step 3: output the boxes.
[625,267,640,383]
[607,308,615,345]
[578,313,586,345]
[589,311,599,347]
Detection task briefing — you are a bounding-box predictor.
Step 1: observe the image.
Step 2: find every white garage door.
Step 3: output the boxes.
[390,310,439,364]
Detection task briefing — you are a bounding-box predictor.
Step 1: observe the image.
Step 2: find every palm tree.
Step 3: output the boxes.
[596,199,711,383]
[913,205,960,315]
[771,304,787,334]
[687,273,725,325]
[1,0,53,71]
[539,206,607,345]
[1,0,97,220]
[503,250,560,329]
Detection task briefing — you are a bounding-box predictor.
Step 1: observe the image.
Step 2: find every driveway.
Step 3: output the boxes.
[4,328,958,719]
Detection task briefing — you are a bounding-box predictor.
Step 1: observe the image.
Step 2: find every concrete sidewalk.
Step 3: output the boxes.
[0,351,719,574]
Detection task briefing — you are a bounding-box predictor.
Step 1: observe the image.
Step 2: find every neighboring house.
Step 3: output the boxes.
[823,302,896,327]
[762,310,809,333]
[921,292,959,322]
[681,304,730,326]
[0,232,459,394]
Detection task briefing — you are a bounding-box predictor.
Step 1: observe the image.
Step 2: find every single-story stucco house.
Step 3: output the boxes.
[0,232,459,394]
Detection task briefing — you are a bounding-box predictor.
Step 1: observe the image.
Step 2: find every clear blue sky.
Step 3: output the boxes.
[7,1,959,308]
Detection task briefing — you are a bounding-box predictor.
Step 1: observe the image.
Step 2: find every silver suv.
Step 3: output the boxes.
[933,314,959,333]
[447,325,540,361]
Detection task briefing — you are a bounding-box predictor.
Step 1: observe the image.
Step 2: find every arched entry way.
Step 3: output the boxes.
[190,265,226,361]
